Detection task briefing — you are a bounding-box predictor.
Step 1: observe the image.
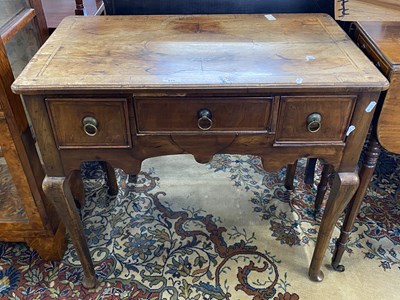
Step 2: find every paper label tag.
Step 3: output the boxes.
[265,14,276,21]
[306,55,316,61]
[365,101,377,113]
[346,125,356,136]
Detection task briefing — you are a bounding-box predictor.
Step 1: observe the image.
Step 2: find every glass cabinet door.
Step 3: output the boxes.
[0,0,47,77]
[0,145,28,223]
[0,0,48,230]
[0,0,30,27]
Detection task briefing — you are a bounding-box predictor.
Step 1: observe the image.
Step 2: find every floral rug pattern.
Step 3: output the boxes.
[0,151,399,299]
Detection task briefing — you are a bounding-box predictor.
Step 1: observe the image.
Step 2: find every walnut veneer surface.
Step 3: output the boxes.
[12,14,388,288]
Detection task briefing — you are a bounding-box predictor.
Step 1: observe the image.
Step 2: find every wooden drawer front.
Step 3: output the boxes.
[46,98,131,149]
[276,96,355,143]
[135,97,273,133]
[355,32,390,78]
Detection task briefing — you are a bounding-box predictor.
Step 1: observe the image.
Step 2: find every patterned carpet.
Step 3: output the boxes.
[0,151,399,299]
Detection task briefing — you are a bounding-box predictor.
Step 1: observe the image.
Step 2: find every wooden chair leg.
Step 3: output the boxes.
[331,136,380,271]
[284,160,298,190]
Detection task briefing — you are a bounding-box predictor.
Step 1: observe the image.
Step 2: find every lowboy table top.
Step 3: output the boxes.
[12,14,388,93]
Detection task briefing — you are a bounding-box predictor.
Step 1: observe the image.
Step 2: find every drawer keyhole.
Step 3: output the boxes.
[82,116,98,136]
[306,113,322,133]
[197,109,213,131]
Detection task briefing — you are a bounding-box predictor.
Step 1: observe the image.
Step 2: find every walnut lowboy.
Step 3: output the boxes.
[12,14,388,288]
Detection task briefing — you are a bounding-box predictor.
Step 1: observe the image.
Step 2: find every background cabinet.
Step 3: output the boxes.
[0,0,84,260]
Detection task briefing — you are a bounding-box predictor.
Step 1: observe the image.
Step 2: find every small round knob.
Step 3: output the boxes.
[197,109,213,131]
[306,113,322,133]
[82,116,98,136]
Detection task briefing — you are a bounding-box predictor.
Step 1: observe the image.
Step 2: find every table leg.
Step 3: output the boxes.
[101,161,119,196]
[315,164,334,212]
[284,160,298,190]
[304,158,317,185]
[331,136,380,271]
[42,174,96,288]
[309,172,359,281]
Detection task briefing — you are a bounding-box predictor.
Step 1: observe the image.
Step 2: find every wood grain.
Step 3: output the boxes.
[276,96,355,143]
[378,74,400,153]
[12,14,388,94]
[135,96,272,133]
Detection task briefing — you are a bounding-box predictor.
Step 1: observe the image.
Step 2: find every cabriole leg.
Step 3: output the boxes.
[309,172,359,282]
[332,136,380,271]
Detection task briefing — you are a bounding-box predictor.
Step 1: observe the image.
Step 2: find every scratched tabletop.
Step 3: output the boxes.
[12,14,388,93]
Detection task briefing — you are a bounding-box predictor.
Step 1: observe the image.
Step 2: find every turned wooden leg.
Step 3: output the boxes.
[304,158,317,185]
[285,160,298,190]
[315,164,334,212]
[331,137,380,271]
[309,172,359,282]
[43,174,96,288]
[101,161,119,196]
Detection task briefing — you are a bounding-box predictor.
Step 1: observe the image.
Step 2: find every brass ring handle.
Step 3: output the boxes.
[306,113,322,133]
[197,109,213,131]
[82,116,98,136]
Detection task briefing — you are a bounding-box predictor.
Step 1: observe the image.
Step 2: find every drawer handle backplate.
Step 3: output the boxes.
[82,116,98,136]
[306,113,322,133]
[197,109,213,131]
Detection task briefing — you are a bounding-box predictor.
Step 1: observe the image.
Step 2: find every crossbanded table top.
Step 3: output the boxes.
[12,14,388,93]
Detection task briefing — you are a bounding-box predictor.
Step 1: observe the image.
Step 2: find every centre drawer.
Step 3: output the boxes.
[46,98,131,149]
[135,97,274,133]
